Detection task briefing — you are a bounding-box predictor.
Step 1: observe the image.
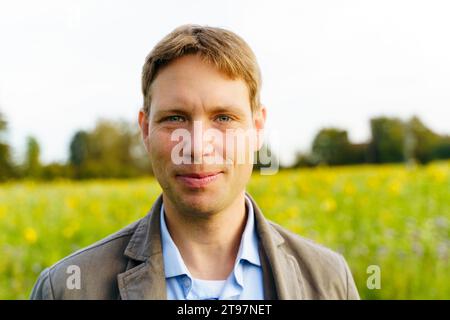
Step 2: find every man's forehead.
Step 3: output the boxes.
[151,87,250,114]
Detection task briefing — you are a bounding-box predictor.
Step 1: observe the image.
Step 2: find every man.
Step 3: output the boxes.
[30,24,359,300]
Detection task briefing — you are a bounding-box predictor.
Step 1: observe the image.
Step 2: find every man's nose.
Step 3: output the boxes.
[190,120,215,164]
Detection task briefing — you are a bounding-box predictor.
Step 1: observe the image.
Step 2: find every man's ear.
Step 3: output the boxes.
[138,108,150,153]
[253,105,267,151]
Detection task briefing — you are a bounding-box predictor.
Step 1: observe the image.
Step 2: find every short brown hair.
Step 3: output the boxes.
[141,24,262,116]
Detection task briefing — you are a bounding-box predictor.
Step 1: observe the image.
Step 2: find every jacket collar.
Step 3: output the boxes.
[118,195,166,299]
[117,192,305,300]
[246,193,306,299]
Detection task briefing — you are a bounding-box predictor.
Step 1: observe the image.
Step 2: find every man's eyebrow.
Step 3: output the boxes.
[154,105,247,117]
[210,105,247,116]
[153,108,190,117]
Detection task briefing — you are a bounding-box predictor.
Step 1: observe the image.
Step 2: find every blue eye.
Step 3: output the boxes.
[216,115,232,122]
[166,115,185,122]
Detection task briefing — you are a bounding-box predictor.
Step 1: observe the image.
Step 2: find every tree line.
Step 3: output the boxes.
[294,116,450,167]
[0,113,152,181]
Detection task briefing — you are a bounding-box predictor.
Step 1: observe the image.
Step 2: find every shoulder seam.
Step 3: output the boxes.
[47,267,56,299]
[340,253,350,300]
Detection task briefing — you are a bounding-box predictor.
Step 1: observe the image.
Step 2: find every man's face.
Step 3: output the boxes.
[139,54,266,216]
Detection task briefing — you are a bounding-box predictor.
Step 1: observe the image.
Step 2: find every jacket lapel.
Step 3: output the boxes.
[118,195,167,300]
[246,193,306,299]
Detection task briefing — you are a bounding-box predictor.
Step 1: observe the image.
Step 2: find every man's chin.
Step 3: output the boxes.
[171,188,223,216]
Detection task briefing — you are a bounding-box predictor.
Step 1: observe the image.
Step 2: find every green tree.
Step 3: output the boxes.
[68,119,152,179]
[311,128,351,165]
[41,162,72,180]
[24,136,42,178]
[69,130,89,178]
[368,117,405,163]
[433,136,450,159]
[0,111,15,181]
[346,143,369,164]
[432,135,450,160]
[407,116,440,164]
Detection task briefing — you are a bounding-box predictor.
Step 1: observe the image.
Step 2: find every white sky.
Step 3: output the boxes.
[1,0,449,166]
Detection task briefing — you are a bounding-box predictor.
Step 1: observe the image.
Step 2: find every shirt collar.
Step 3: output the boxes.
[160,204,192,279]
[221,195,261,298]
[160,194,261,280]
[236,195,261,267]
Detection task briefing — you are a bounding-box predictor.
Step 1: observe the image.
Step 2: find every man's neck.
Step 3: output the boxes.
[162,191,248,280]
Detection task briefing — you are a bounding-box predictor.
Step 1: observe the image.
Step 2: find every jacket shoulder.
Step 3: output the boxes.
[30,219,141,300]
[267,220,360,299]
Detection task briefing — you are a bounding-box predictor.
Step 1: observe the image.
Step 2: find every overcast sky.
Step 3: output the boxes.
[1,0,449,166]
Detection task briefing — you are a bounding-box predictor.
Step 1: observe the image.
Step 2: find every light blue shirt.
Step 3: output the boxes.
[160,195,264,300]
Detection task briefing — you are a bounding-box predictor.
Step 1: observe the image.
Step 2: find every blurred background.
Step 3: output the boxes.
[0,0,449,299]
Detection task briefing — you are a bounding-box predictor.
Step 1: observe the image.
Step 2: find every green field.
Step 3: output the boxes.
[0,161,449,299]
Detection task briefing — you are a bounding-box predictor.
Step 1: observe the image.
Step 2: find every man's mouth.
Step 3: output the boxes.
[175,171,223,188]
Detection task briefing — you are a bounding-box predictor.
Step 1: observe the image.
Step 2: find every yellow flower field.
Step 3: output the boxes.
[0,161,449,299]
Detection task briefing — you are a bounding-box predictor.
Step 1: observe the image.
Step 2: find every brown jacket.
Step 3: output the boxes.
[30,193,360,300]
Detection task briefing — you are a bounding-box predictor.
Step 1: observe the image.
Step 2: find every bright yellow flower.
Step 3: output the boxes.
[344,182,356,195]
[24,227,38,244]
[366,176,380,189]
[322,198,337,212]
[388,180,402,195]
[430,168,448,183]
[64,196,78,209]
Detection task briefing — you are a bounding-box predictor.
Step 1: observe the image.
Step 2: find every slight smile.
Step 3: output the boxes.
[175,172,223,188]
